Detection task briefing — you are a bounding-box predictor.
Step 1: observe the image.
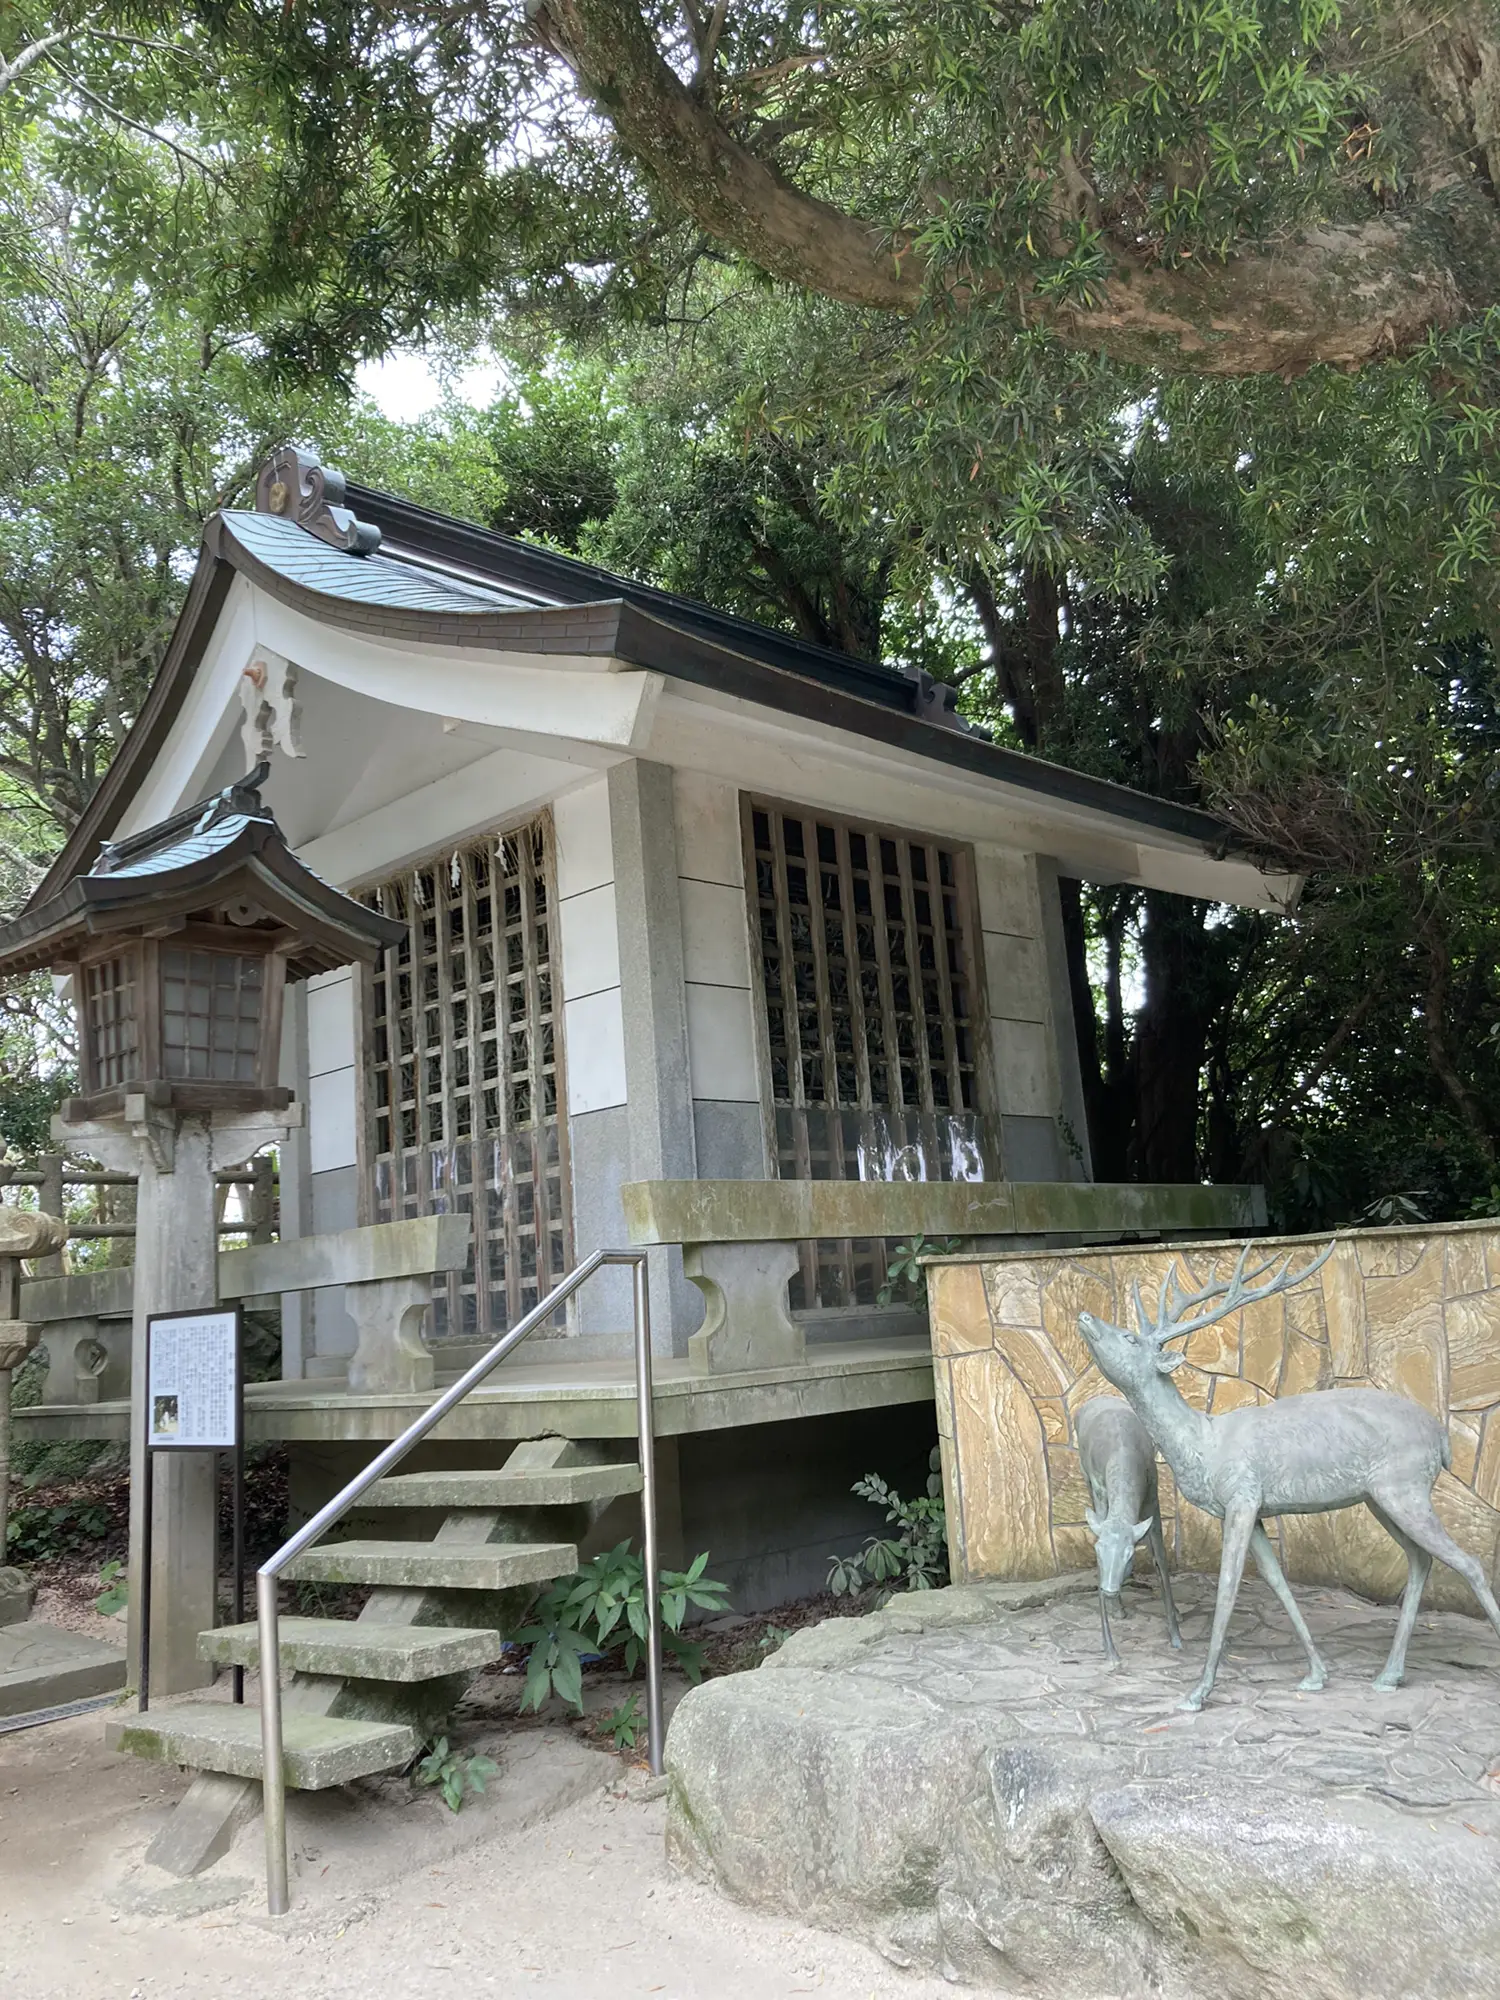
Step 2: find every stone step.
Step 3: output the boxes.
[362,1464,643,1510]
[106,1702,418,1789]
[282,1539,577,1591]
[197,1618,505,1681]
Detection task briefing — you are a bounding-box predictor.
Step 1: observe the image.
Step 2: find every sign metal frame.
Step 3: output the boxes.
[139,1305,246,1711]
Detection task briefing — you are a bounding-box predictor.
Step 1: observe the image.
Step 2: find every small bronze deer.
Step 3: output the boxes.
[1077,1240,1500,1710]
[1076,1394,1181,1663]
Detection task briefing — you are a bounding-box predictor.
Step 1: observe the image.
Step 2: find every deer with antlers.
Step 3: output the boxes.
[1077,1240,1500,1710]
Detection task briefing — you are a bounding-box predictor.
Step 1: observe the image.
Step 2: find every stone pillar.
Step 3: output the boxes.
[609,759,701,1354]
[0,1206,69,1577]
[58,1101,298,1696]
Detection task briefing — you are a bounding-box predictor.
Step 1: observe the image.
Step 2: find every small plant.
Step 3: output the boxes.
[600,1694,642,1751]
[1360,1190,1429,1226]
[828,1448,949,1598]
[877,1237,960,1306]
[94,1559,128,1615]
[757,1624,792,1657]
[5,1499,111,1562]
[517,1542,731,1713]
[414,1736,498,1813]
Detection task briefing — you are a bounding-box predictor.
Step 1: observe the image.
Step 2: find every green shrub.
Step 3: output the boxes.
[517,1541,731,1712]
[828,1448,949,1597]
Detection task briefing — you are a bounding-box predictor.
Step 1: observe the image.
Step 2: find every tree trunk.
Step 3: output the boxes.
[1131,894,1214,1183]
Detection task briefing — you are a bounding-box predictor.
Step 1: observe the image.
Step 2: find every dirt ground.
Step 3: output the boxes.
[0,1673,957,2000]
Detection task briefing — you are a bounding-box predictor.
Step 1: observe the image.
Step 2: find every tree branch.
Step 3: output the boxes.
[535,0,1500,374]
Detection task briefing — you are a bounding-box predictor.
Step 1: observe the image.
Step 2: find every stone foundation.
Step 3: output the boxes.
[926,1222,1500,1611]
[666,1574,1500,1996]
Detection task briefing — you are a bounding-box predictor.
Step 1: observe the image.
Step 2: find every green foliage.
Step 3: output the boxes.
[599,1694,642,1753]
[828,1450,949,1597]
[517,1543,731,1713]
[413,1736,498,1813]
[877,1237,960,1307]
[5,1498,111,1562]
[94,1559,128,1616]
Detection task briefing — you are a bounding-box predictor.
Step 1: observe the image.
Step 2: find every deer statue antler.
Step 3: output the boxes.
[1130,1239,1335,1349]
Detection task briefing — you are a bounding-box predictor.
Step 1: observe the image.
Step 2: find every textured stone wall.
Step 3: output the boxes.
[928,1223,1500,1613]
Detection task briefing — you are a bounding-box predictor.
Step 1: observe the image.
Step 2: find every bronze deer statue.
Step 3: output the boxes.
[1076,1395,1181,1663]
[1077,1241,1500,1710]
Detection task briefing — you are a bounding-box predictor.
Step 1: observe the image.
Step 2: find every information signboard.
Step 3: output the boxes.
[146,1310,241,1450]
[139,1305,245,1711]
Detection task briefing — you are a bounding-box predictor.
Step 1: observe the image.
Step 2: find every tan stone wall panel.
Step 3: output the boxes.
[1047,1445,1090,1525]
[1175,1497,1223,1575]
[1035,1396,1068,1444]
[1280,1331,1332,1399]
[1182,1314,1241,1378]
[928,1261,993,1356]
[1051,1522,1094,1572]
[1449,1414,1482,1487]
[1363,1247,1447,1417]
[1466,1416,1500,1513]
[1064,1361,1115,1417]
[948,1351,1053,1580]
[1039,1265,1115,1379]
[1175,1364,1214,1413]
[1430,1471,1500,1598]
[981,1266,1043,1333]
[1446,1292,1500,1410]
[1446,1232,1489,1296]
[1356,1234,1426,1278]
[1321,1242,1368,1378]
[1209,1375,1271,1414]
[1239,1297,1287,1391]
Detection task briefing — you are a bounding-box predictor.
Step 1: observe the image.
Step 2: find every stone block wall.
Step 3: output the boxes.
[928,1222,1500,1614]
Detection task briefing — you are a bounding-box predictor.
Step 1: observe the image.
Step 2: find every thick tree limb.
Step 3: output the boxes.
[536,0,1500,374]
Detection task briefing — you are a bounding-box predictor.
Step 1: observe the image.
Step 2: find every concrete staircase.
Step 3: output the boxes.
[106,1438,643,1873]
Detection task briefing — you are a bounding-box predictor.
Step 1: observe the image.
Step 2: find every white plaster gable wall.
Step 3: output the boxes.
[304,969,358,1174]
[555,778,627,1115]
[973,847,1066,1169]
[675,772,761,1110]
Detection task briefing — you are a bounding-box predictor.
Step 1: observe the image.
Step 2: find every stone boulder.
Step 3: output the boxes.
[665,1573,1500,1997]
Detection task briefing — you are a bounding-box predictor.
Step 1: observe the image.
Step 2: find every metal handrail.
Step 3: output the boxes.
[256,1247,662,1915]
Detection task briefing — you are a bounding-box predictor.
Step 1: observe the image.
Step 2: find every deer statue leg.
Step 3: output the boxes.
[1098,1587,1120,1664]
[1248,1523,1328,1691]
[1370,1489,1500,1650]
[1366,1502,1432,1691]
[1146,1476,1181,1649]
[1180,1504,1256,1711]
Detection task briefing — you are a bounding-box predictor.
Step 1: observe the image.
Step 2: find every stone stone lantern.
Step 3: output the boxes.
[0,765,404,1689]
[0,1205,68,1626]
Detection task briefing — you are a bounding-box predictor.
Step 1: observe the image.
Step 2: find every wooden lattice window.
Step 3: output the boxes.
[160,948,265,1081]
[361,816,571,1342]
[746,798,993,1307]
[82,956,138,1089]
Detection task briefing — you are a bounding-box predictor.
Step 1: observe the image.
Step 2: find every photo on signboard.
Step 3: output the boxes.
[152,1394,180,1438]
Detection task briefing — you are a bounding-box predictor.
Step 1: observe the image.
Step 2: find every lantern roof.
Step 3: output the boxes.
[0,765,405,982]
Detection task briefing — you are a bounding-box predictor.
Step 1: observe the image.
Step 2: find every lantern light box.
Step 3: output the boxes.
[0,764,405,1123]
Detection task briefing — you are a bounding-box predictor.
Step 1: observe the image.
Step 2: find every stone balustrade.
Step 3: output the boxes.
[624,1178,1267,1373]
[926,1220,1500,1614]
[19,1213,471,1399]
[2,1204,71,1617]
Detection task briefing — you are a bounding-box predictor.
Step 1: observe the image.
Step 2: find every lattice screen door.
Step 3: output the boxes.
[361,816,571,1341]
[745,798,993,1306]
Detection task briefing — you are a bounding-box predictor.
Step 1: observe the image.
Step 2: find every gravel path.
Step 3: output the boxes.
[0,1696,957,2000]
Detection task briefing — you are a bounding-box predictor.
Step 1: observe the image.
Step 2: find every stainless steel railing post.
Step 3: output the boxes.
[258,1568,288,1916]
[632,1254,665,1777]
[254,1247,663,1912]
